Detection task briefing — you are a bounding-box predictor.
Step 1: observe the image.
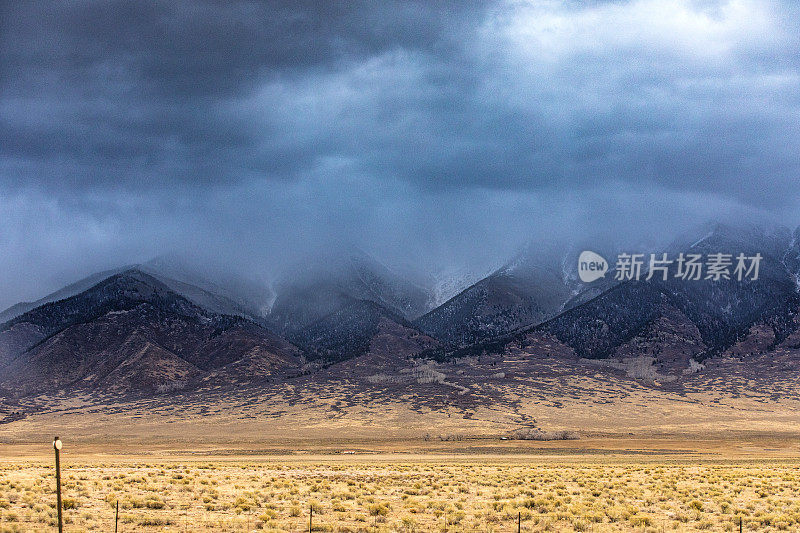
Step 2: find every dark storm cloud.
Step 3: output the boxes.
[1,1,476,95]
[0,0,799,307]
[0,0,483,188]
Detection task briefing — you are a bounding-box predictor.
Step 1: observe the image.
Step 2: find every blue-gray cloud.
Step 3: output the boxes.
[0,0,798,307]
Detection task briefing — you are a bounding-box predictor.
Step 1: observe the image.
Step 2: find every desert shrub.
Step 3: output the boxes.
[61,498,78,510]
[509,428,580,440]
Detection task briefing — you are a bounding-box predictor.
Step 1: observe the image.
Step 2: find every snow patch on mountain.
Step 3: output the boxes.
[428,265,500,308]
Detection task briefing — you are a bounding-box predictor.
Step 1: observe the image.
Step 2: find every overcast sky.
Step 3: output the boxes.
[1,0,799,307]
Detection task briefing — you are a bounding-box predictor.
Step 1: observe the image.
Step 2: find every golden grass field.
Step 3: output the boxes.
[2,438,800,532]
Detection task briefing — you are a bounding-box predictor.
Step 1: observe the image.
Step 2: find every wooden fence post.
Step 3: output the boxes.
[53,437,63,533]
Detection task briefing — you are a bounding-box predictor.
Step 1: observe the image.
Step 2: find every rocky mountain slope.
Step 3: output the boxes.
[0,270,303,397]
[0,258,271,325]
[436,224,800,386]
[0,266,130,324]
[413,243,581,346]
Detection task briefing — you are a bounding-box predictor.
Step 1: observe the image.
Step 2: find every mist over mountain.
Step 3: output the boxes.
[3,0,800,312]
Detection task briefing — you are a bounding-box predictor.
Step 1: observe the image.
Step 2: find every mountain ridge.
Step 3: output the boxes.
[2,222,800,410]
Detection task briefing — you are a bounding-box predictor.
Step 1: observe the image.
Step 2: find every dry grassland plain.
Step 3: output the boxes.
[2,438,800,532]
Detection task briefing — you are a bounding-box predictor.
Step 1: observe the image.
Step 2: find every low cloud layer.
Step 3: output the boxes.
[1,0,799,308]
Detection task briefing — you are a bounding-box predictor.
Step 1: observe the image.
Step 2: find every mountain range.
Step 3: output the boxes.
[1,223,800,428]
